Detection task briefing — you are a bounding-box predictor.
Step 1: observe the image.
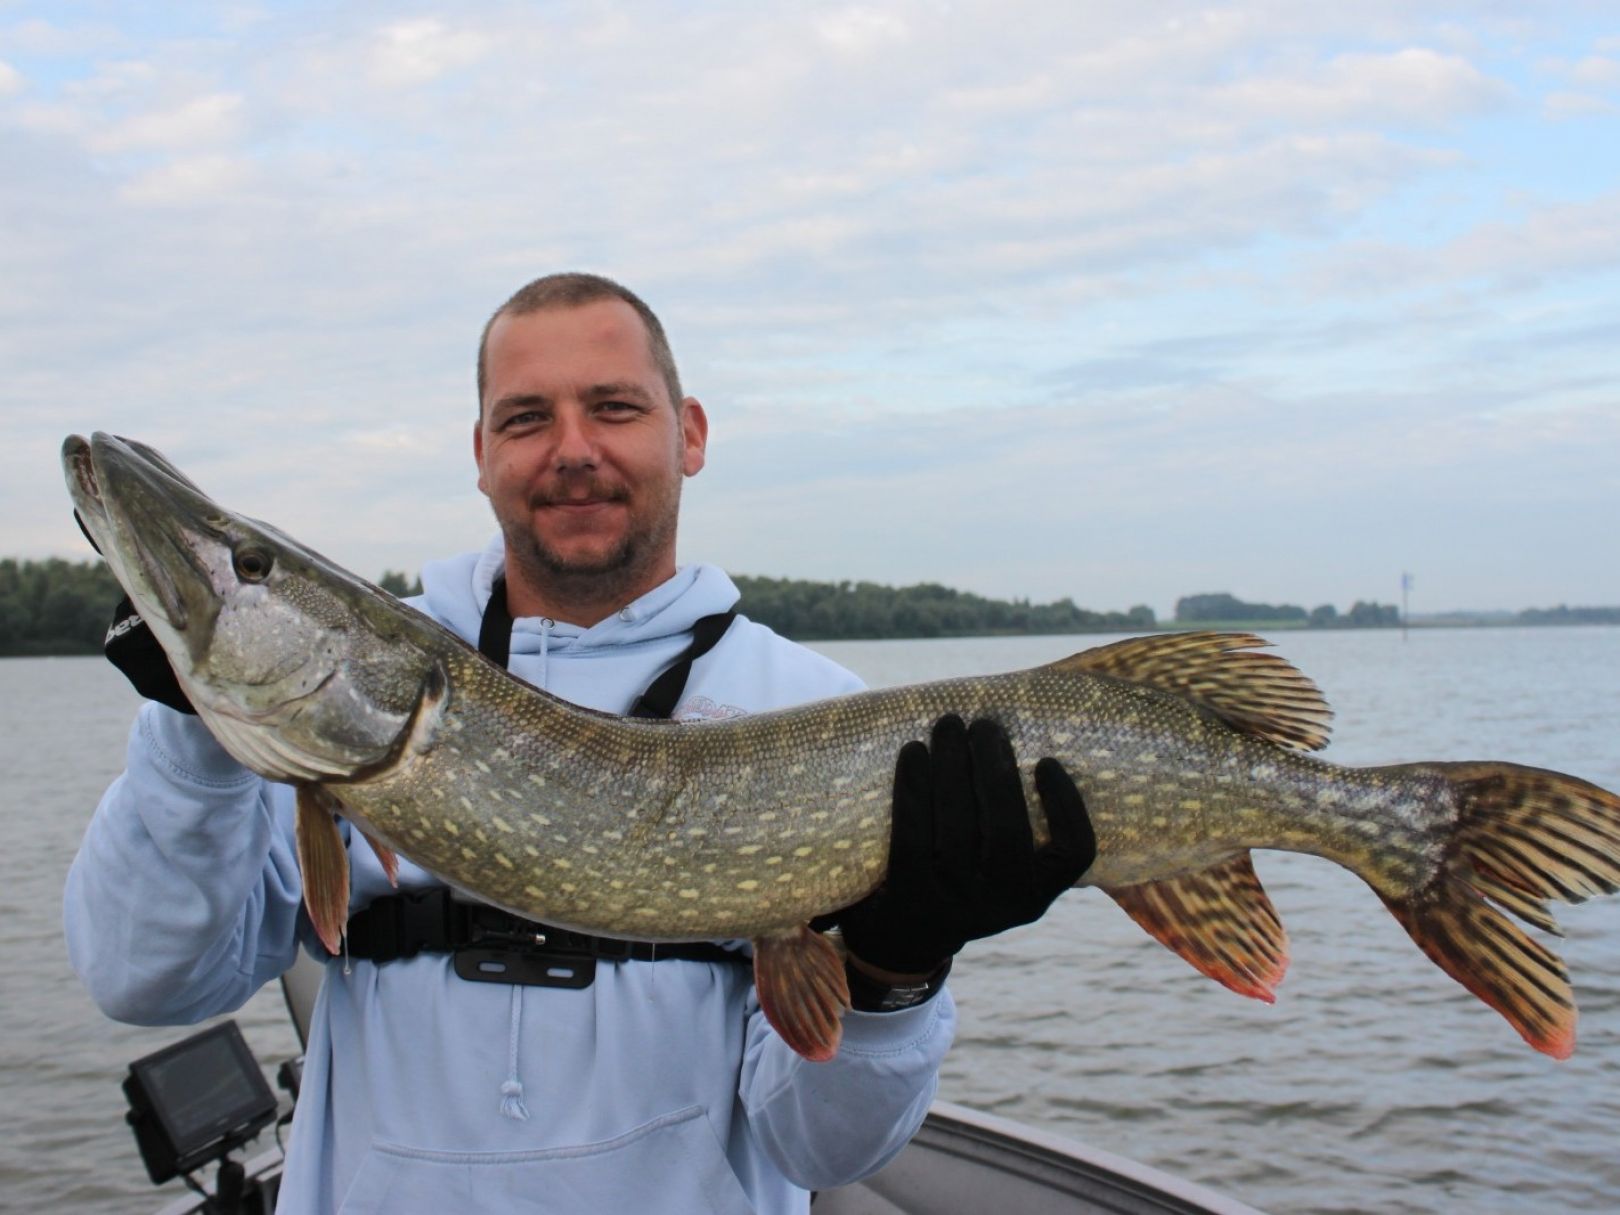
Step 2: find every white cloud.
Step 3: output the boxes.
[1571,54,1620,88]
[91,92,245,153]
[1543,90,1617,119]
[0,16,122,56]
[1444,194,1620,285]
[1214,47,1507,128]
[2,2,1617,614]
[116,153,252,204]
[813,7,909,56]
[367,18,491,87]
[1303,190,1620,299]
[0,60,22,96]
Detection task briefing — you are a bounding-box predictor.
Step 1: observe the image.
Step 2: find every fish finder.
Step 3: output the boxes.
[123,1020,279,1186]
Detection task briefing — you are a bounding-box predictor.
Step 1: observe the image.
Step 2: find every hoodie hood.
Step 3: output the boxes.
[416,536,744,704]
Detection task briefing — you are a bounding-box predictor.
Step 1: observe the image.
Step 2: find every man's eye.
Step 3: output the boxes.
[503,410,545,428]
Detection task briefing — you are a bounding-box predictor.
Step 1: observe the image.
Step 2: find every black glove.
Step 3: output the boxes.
[833,714,1095,977]
[104,594,195,714]
[77,509,195,714]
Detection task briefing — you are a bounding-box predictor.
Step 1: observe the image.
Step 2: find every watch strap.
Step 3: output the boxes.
[845,956,952,1012]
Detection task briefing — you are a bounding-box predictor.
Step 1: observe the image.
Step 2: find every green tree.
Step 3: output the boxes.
[0,558,125,655]
[377,570,424,597]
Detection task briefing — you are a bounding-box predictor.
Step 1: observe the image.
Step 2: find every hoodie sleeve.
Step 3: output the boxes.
[711,615,954,1186]
[64,703,304,1025]
[739,987,955,1188]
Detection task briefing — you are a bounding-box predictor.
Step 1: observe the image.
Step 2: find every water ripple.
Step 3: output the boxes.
[7,631,1620,1212]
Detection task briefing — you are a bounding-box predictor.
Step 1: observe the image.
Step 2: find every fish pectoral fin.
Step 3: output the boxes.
[296,785,351,955]
[1106,851,1289,1003]
[1048,632,1332,752]
[360,829,400,888]
[753,926,852,1063]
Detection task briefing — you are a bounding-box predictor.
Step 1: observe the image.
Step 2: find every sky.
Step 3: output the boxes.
[2,2,1617,619]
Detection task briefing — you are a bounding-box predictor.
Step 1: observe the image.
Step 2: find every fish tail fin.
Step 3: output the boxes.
[1380,761,1620,1060]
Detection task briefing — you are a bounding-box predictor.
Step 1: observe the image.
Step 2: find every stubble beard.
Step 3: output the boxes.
[499,485,682,617]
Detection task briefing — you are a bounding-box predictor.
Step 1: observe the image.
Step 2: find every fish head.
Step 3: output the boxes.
[64,432,435,782]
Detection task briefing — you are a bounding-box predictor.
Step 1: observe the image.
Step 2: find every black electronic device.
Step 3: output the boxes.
[123,1021,279,1186]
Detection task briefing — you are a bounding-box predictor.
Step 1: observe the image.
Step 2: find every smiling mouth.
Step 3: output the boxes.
[536,490,628,511]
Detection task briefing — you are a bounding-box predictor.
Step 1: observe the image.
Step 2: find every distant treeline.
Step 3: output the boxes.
[378,571,424,597]
[0,559,424,657]
[732,576,1156,640]
[1175,592,1399,628]
[1176,593,1620,629]
[4,559,1618,657]
[1517,605,1620,625]
[0,558,124,655]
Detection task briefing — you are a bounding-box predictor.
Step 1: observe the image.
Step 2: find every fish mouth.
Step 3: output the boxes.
[61,432,224,636]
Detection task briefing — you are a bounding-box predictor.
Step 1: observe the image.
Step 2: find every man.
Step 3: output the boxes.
[66,273,1093,1213]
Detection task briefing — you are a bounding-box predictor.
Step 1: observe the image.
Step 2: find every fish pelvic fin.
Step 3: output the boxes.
[753,925,851,1063]
[296,785,351,956]
[1105,851,1289,1002]
[360,830,400,888]
[1049,632,1332,752]
[1380,761,1620,1060]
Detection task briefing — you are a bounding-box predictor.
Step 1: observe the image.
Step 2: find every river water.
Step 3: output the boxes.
[1,627,1617,1213]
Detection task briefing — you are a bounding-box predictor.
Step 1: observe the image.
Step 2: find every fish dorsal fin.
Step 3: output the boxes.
[1049,631,1332,751]
[1106,852,1289,1003]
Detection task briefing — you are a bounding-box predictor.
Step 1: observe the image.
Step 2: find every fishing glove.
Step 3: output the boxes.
[104,594,195,714]
[75,508,195,714]
[833,714,1095,978]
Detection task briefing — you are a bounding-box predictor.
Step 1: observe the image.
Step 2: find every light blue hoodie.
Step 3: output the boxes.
[64,540,955,1214]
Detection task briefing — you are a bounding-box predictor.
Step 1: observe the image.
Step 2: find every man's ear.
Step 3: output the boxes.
[681,398,709,477]
[473,419,489,495]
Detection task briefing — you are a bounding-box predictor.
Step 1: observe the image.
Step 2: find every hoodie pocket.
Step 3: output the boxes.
[336,1104,755,1214]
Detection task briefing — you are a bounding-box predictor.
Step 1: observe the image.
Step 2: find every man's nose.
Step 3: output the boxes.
[552,407,598,468]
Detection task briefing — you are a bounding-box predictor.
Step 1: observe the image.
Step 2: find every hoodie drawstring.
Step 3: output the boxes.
[538,617,553,690]
[499,985,530,1121]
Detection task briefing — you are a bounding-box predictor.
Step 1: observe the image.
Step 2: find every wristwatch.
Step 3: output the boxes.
[844,957,952,1013]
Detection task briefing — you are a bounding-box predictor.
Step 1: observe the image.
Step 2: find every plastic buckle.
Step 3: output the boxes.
[453,947,597,990]
[362,903,401,963]
[396,890,452,960]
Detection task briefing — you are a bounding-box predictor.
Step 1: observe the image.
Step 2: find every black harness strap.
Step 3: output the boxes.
[345,572,745,981]
[476,573,515,669]
[629,607,738,719]
[477,574,737,707]
[343,888,744,972]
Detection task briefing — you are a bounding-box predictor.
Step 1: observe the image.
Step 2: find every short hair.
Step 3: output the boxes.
[476,272,683,413]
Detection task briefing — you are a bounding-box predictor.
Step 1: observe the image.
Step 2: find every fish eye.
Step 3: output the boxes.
[233,546,274,582]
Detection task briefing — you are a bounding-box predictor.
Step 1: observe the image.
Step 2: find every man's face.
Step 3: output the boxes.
[475,299,707,614]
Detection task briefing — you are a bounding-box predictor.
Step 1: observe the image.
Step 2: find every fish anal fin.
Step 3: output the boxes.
[1049,632,1332,752]
[753,926,851,1062]
[1106,851,1289,1003]
[296,785,351,955]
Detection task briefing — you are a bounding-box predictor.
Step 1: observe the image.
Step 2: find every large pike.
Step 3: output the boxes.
[65,432,1620,1062]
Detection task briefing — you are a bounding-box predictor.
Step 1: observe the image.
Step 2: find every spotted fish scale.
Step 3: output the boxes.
[63,431,1620,1062]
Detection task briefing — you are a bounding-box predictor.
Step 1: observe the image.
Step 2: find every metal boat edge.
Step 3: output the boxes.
[815,1099,1265,1215]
